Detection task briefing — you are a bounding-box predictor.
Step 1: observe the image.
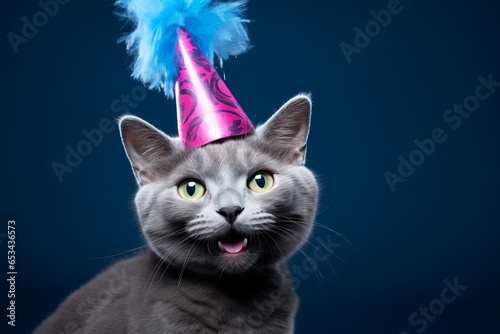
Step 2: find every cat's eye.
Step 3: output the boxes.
[247,171,274,193]
[178,179,206,200]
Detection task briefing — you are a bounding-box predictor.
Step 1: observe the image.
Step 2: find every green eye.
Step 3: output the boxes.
[248,171,274,193]
[178,179,206,200]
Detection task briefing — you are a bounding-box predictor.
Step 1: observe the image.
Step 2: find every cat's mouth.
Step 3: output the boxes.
[217,237,248,255]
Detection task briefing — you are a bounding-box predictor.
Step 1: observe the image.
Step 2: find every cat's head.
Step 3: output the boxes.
[119,94,318,276]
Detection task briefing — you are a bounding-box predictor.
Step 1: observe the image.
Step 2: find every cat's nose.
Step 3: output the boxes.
[216,206,244,225]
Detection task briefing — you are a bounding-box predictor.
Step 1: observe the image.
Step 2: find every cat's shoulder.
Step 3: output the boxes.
[33,252,153,333]
[60,252,152,302]
[79,251,154,289]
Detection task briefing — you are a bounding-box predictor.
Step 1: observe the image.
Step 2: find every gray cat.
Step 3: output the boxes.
[34,94,318,334]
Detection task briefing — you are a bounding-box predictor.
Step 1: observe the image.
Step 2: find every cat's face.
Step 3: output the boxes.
[120,95,318,275]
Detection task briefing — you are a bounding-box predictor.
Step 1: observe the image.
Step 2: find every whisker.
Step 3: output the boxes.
[316,196,335,216]
[177,241,199,287]
[278,217,348,265]
[262,231,286,262]
[83,244,149,260]
[281,215,370,266]
[143,233,192,299]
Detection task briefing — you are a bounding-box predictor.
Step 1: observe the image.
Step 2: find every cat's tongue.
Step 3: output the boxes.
[218,238,248,254]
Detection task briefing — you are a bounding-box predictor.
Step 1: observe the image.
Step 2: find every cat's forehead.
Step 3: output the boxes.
[180,139,271,181]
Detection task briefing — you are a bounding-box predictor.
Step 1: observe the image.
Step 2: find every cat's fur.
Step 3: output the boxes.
[34,95,318,334]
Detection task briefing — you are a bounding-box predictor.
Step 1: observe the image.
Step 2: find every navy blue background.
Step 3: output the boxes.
[2,0,500,333]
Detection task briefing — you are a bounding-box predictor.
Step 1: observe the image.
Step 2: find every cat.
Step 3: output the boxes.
[34,94,318,334]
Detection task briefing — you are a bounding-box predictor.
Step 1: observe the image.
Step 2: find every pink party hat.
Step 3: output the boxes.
[117,0,254,147]
[175,27,254,147]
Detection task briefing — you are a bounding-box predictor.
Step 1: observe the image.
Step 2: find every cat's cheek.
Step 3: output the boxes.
[266,175,296,205]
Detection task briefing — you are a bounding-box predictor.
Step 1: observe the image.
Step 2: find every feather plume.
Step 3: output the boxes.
[116,0,251,97]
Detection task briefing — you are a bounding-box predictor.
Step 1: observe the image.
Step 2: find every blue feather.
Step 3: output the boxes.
[116,0,251,97]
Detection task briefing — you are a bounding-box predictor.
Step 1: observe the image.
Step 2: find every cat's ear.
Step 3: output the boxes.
[119,116,183,185]
[257,94,312,165]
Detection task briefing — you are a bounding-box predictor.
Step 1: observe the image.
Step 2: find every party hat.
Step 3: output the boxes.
[116,0,254,147]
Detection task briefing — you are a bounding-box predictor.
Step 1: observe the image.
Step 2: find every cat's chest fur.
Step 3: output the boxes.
[35,252,297,334]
